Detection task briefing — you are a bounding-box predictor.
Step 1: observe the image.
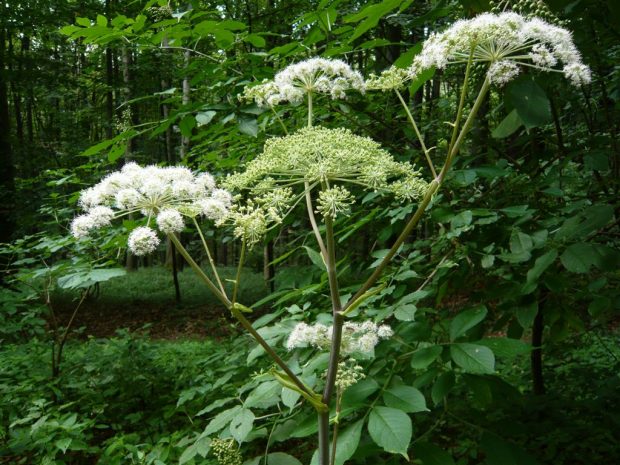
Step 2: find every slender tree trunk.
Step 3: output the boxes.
[0,27,16,251]
[121,45,137,270]
[531,305,545,395]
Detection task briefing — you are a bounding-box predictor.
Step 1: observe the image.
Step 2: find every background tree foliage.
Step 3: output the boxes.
[0,0,618,464]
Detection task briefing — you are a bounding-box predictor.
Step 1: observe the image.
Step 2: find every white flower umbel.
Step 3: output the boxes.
[287,320,393,356]
[242,57,365,107]
[128,226,160,256]
[71,162,232,254]
[367,12,591,90]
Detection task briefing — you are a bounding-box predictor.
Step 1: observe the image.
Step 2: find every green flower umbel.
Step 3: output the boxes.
[226,126,428,203]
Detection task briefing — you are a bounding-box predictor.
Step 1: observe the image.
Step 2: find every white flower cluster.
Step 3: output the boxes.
[367,12,591,89]
[71,162,232,256]
[286,320,393,356]
[241,57,365,106]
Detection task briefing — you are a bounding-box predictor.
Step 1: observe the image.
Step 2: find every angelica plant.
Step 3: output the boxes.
[235,11,589,465]
[69,10,590,465]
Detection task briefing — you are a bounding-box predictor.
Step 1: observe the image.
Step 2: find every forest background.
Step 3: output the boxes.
[0,0,619,464]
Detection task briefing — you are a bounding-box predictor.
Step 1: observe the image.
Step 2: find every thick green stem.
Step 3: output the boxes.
[230,305,314,398]
[232,240,246,305]
[193,218,227,298]
[168,233,231,307]
[308,92,313,127]
[341,179,440,313]
[318,216,344,465]
[439,77,490,183]
[448,48,475,156]
[395,89,437,179]
[305,182,328,260]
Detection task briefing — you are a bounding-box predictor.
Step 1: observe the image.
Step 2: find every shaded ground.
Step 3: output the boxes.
[54,299,235,340]
[50,265,269,339]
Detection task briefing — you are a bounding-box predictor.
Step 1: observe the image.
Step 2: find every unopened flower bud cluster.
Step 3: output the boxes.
[71,162,232,256]
[211,438,242,465]
[286,320,393,356]
[241,57,365,107]
[367,12,591,90]
[335,361,366,391]
[225,127,428,220]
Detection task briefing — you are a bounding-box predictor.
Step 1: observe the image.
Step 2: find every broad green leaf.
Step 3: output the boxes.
[556,205,614,240]
[506,77,551,128]
[412,442,456,465]
[492,109,523,138]
[450,305,487,341]
[409,66,436,95]
[450,343,495,374]
[395,303,417,321]
[431,372,455,405]
[179,443,198,465]
[196,111,216,126]
[510,230,533,255]
[410,346,443,369]
[244,381,281,409]
[96,14,107,27]
[310,420,363,465]
[516,304,538,329]
[525,249,558,286]
[478,338,530,358]
[281,387,301,411]
[450,210,473,229]
[342,378,379,407]
[57,268,126,290]
[383,385,428,413]
[179,115,196,137]
[559,243,620,274]
[303,245,326,270]
[238,117,258,137]
[345,0,402,42]
[368,406,412,458]
[245,33,266,47]
[55,438,72,453]
[203,405,242,435]
[266,452,303,465]
[230,408,255,443]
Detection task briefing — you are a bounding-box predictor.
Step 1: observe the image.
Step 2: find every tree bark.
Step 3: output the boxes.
[0,27,16,249]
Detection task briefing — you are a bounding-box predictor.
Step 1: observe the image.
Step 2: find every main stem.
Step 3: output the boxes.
[170,232,314,399]
[318,215,344,465]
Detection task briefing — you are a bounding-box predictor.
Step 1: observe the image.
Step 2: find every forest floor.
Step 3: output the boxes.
[50,265,269,340]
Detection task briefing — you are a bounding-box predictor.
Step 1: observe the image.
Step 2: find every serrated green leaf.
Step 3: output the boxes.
[450,305,487,341]
[383,385,428,413]
[238,117,258,137]
[492,109,523,138]
[450,343,495,374]
[510,230,533,255]
[230,408,254,443]
[410,346,442,369]
[506,77,551,128]
[368,406,411,458]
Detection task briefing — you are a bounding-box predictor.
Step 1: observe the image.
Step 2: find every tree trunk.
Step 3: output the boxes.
[0,27,16,264]
[121,45,137,271]
[531,305,545,395]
